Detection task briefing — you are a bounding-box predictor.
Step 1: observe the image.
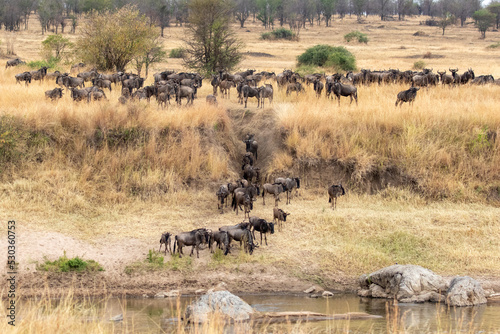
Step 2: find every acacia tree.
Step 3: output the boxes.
[184,0,243,75]
[76,5,161,72]
[488,1,500,29]
[439,12,455,35]
[472,9,495,39]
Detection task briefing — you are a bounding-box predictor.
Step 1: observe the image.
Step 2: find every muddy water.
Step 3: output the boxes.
[101,294,500,333]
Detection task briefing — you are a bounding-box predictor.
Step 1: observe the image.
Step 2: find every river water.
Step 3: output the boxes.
[101,293,500,333]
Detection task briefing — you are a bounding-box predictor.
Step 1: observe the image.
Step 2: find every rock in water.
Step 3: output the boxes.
[184,290,255,323]
[446,276,487,307]
[358,264,448,303]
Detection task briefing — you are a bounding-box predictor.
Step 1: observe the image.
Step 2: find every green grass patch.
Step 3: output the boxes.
[169,47,186,58]
[344,30,369,43]
[261,28,297,41]
[26,57,61,70]
[487,42,500,49]
[124,250,193,274]
[37,252,103,272]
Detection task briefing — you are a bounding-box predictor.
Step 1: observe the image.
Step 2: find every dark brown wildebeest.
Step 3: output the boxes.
[15,72,32,86]
[6,58,25,69]
[92,78,112,92]
[286,82,304,96]
[219,223,255,255]
[273,207,290,232]
[242,85,261,108]
[173,228,211,258]
[211,75,220,96]
[209,231,230,255]
[70,87,90,102]
[330,82,358,105]
[395,87,419,107]
[249,216,275,246]
[313,79,324,98]
[231,192,253,219]
[328,183,345,210]
[159,232,172,254]
[175,85,197,105]
[45,88,64,101]
[242,164,260,183]
[437,71,454,86]
[57,74,85,89]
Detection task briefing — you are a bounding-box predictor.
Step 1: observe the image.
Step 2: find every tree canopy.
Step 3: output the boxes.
[183,0,243,75]
[76,5,161,72]
[472,9,496,38]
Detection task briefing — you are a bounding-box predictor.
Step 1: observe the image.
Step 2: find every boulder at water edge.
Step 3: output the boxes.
[358,264,448,303]
[446,276,487,307]
[184,290,255,323]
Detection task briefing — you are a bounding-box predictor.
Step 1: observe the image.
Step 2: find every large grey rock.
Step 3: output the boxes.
[184,290,255,323]
[446,276,487,307]
[358,265,449,303]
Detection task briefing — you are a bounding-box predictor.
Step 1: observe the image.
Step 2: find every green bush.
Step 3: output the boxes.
[37,252,103,272]
[413,60,426,70]
[169,47,186,58]
[487,42,500,49]
[261,28,296,40]
[297,45,356,72]
[344,31,369,43]
[27,57,60,70]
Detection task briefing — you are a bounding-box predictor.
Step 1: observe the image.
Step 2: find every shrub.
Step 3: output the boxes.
[487,42,500,49]
[27,57,61,70]
[413,60,426,70]
[261,28,296,40]
[344,31,369,44]
[169,47,186,58]
[297,45,356,72]
[37,252,103,272]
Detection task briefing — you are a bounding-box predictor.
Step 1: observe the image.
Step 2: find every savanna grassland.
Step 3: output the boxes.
[0,13,500,315]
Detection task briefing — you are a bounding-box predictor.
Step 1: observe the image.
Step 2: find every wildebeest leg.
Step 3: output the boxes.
[262,192,266,205]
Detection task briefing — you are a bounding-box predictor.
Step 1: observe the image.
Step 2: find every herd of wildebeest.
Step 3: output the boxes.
[156,132,346,259]
[6,58,496,259]
[7,57,498,108]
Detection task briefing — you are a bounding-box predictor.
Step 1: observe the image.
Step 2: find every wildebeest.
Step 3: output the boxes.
[273,207,290,232]
[242,164,260,183]
[242,152,254,168]
[173,228,211,258]
[330,82,358,105]
[261,183,285,206]
[242,85,261,108]
[45,88,63,101]
[175,85,197,105]
[460,68,475,84]
[244,134,258,161]
[328,183,345,210]
[29,67,48,83]
[274,177,300,205]
[159,232,172,254]
[437,71,454,86]
[92,78,112,92]
[249,216,275,246]
[57,75,85,89]
[88,88,107,101]
[313,79,324,98]
[209,231,230,255]
[211,75,220,95]
[15,72,32,86]
[395,87,420,107]
[472,75,495,85]
[70,87,90,102]
[231,192,253,219]
[220,223,255,255]
[219,79,236,98]
[216,184,230,213]
[259,84,273,108]
[77,70,98,82]
[70,62,86,73]
[206,94,217,105]
[6,58,25,68]
[122,77,145,94]
[286,82,304,96]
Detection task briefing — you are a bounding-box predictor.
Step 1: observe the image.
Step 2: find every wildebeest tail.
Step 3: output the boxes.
[173,236,177,254]
[329,197,332,203]
[231,195,236,210]
[341,185,346,195]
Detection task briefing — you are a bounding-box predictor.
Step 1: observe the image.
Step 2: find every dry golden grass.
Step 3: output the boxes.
[0,14,500,306]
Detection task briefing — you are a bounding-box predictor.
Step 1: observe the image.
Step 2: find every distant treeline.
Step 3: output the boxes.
[0,0,494,35]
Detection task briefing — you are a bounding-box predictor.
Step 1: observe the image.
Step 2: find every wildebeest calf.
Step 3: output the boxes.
[328,183,345,210]
[159,232,172,254]
[395,87,420,107]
